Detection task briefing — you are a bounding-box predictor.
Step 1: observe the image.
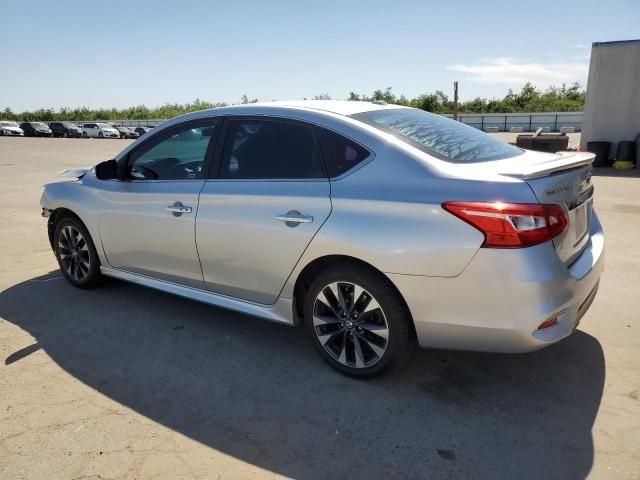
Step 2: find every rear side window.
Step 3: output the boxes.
[352,108,523,163]
[317,128,370,178]
[219,119,324,179]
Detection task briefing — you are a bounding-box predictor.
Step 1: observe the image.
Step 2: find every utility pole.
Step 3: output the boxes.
[453,81,459,121]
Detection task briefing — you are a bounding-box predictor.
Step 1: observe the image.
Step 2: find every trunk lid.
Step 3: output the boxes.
[494,150,595,265]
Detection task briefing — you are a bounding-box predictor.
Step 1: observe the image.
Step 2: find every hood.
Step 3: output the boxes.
[57,166,92,179]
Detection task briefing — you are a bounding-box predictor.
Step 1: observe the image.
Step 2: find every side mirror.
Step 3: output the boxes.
[95,159,117,180]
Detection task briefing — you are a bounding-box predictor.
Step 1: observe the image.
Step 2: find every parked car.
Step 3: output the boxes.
[20,121,53,137]
[49,122,83,138]
[134,126,151,137]
[40,101,604,378]
[113,126,139,139]
[82,123,120,139]
[0,121,24,136]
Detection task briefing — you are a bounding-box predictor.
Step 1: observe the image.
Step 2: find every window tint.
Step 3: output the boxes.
[219,119,324,179]
[127,122,217,180]
[317,128,370,177]
[352,108,523,163]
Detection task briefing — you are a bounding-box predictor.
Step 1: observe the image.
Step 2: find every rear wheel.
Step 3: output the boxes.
[304,264,413,378]
[98,132,103,139]
[82,132,87,138]
[54,217,102,288]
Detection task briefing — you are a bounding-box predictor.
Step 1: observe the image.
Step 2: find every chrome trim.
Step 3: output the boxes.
[166,204,193,215]
[274,212,314,224]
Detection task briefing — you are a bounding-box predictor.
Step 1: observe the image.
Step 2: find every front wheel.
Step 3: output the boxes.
[304,264,413,378]
[98,132,103,139]
[82,132,87,138]
[54,217,102,288]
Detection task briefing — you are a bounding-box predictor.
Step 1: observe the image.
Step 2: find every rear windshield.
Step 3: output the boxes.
[352,108,523,163]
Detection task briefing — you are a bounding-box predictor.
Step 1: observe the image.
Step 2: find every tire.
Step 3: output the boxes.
[304,263,413,378]
[53,216,102,288]
[63,132,68,138]
[98,132,103,139]
[0,130,4,136]
[82,132,87,138]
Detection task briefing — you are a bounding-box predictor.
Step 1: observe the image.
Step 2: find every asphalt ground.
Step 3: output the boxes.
[0,136,639,479]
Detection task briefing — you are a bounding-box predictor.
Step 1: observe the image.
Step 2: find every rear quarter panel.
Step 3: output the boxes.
[281,141,541,299]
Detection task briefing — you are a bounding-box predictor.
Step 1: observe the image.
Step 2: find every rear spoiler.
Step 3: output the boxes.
[502,152,595,180]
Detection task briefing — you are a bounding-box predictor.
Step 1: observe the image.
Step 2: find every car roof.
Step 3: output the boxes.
[201,100,406,117]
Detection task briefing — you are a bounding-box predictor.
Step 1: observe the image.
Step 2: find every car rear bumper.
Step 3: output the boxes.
[389,210,605,353]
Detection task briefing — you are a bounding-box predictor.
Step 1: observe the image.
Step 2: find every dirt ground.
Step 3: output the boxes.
[0,137,639,480]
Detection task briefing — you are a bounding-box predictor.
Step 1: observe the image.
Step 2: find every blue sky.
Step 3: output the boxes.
[1,0,638,110]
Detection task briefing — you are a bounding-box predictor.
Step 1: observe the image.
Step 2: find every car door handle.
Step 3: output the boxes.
[166,203,192,215]
[274,211,314,225]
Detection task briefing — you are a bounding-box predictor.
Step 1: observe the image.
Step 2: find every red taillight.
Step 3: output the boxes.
[537,317,559,330]
[442,201,568,248]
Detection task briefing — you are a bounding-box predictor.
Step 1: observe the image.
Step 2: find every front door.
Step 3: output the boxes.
[196,117,332,304]
[98,119,219,288]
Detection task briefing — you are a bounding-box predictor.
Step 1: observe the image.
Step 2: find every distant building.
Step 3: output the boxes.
[581,39,640,157]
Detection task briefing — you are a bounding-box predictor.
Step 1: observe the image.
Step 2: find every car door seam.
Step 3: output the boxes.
[273,179,334,302]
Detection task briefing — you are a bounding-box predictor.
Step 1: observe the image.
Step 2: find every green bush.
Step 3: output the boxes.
[0,83,585,121]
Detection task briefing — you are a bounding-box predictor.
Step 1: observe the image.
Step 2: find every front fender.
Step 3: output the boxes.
[40,177,108,266]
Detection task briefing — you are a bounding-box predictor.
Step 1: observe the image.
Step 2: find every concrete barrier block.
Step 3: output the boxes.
[509,127,524,133]
[560,126,576,133]
[484,127,500,133]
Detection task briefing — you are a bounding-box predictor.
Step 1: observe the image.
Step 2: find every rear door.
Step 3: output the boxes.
[196,117,332,304]
[85,124,97,137]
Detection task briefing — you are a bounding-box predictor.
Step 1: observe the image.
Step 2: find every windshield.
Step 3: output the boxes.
[97,123,114,129]
[0,121,19,127]
[32,122,48,129]
[63,122,78,128]
[352,108,523,163]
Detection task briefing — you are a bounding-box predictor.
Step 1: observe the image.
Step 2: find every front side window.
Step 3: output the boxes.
[352,108,523,163]
[219,119,324,179]
[127,122,217,180]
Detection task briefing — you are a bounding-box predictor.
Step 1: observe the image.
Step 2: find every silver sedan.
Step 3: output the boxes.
[40,101,604,378]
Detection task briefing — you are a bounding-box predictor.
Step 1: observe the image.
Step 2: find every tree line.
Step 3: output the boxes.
[1,82,585,121]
